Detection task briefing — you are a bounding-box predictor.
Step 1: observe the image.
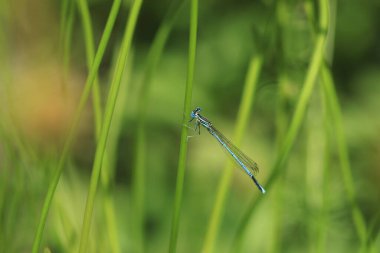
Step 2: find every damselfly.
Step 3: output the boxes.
[190,107,265,194]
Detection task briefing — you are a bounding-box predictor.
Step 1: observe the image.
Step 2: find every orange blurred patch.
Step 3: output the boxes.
[9,60,86,147]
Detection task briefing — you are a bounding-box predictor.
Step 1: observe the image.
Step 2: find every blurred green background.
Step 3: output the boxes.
[0,0,379,252]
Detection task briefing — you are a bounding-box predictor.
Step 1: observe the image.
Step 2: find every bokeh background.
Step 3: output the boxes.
[0,0,379,252]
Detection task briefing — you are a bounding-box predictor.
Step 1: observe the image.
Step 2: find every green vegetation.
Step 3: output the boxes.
[0,0,379,252]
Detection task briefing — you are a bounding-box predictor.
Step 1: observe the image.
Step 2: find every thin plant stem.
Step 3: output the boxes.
[98,50,133,253]
[303,1,335,252]
[270,73,290,253]
[77,0,143,251]
[365,213,380,252]
[62,0,75,95]
[59,0,70,49]
[231,0,329,250]
[321,64,367,248]
[76,0,101,145]
[76,1,121,251]
[31,1,122,251]
[201,54,263,253]
[305,86,325,253]
[168,0,198,252]
[316,75,332,253]
[76,0,103,135]
[307,0,367,246]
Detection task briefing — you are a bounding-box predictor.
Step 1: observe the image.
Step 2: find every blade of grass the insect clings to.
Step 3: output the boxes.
[201,54,263,253]
[77,0,143,251]
[169,0,198,252]
[31,1,122,252]
[132,1,186,252]
[77,1,122,251]
[321,65,367,249]
[231,0,329,251]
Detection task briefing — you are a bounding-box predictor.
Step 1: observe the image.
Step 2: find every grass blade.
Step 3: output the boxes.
[201,54,263,253]
[77,1,122,251]
[76,0,103,135]
[168,0,198,252]
[31,1,122,251]
[77,0,143,251]
[231,0,330,250]
[321,64,367,248]
[61,0,75,94]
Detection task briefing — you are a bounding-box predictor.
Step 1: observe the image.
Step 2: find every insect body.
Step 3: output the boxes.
[190,107,265,194]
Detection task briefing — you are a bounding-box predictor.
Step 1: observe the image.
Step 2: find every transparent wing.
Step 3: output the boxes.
[208,125,259,175]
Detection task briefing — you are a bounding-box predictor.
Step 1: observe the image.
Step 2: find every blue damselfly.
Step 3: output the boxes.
[190,107,265,194]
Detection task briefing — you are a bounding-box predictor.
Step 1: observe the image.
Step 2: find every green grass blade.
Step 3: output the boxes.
[321,64,367,247]
[303,2,335,252]
[305,86,326,253]
[76,0,103,136]
[201,54,263,253]
[59,0,70,49]
[77,0,143,251]
[62,0,75,94]
[31,1,122,252]
[231,0,330,250]
[168,0,198,252]
[270,74,291,253]
[76,0,95,62]
[315,73,333,253]
[76,1,122,250]
[99,51,132,253]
